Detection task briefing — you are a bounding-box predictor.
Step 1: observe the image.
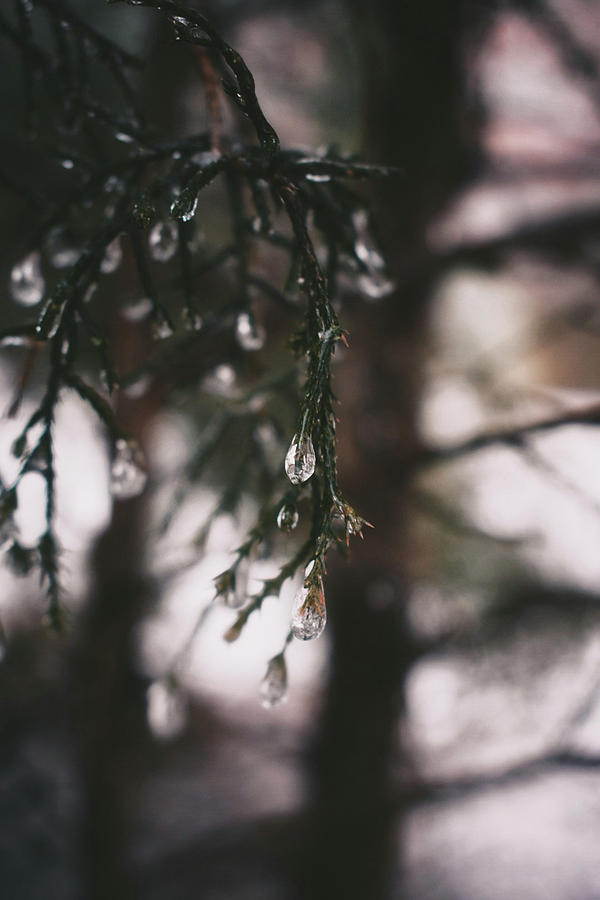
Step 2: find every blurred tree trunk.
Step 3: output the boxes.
[296,3,488,898]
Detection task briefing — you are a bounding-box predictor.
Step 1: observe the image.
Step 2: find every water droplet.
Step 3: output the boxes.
[115,131,134,143]
[152,315,173,341]
[235,311,265,351]
[355,241,385,270]
[61,158,74,170]
[104,175,125,193]
[170,194,198,223]
[122,297,153,322]
[285,434,316,484]
[148,220,178,262]
[182,307,202,332]
[110,438,148,500]
[203,364,236,395]
[46,226,80,269]
[259,654,288,708]
[277,503,299,532]
[357,271,396,300]
[291,578,326,641]
[83,282,98,303]
[100,236,123,274]
[306,173,331,183]
[146,679,187,741]
[10,251,44,306]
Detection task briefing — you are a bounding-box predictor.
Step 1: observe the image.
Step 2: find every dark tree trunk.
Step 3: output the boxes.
[296,3,489,898]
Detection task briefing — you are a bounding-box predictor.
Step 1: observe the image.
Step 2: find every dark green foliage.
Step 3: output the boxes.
[0,0,394,659]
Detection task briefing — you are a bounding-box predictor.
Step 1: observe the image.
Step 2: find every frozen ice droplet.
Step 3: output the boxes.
[100,236,123,274]
[291,578,326,641]
[259,654,288,708]
[148,220,178,262]
[110,438,148,500]
[277,503,299,532]
[235,311,265,351]
[10,251,44,306]
[285,434,316,484]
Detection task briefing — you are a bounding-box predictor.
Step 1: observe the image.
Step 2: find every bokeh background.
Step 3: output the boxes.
[3,1,600,898]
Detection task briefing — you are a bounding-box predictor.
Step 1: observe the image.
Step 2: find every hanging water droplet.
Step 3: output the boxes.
[100,237,123,274]
[148,220,178,262]
[110,438,148,500]
[357,271,396,300]
[115,131,134,144]
[61,158,74,170]
[122,297,153,322]
[235,311,265,351]
[146,679,187,741]
[259,654,288,708]
[170,194,198,223]
[305,173,331,183]
[285,434,316,484]
[10,251,44,306]
[277,503,299,532]
[152,314,173,341]
[46,226,80,269]
[291,577,326,641]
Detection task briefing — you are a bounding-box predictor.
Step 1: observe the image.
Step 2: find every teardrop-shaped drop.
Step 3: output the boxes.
[10,251,44,306]
[149,220,178,262]
[277,503,299,532]
[110,438,148,499]
[259,654,288,708]
[285,434,315,485]
[235,312,265,351]
[100,236,123,274]
[291,578,326,641]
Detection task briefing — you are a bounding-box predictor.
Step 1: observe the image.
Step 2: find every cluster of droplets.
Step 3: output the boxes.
[284,434,316,485]
[109,438,148,499]
[259,654,288,708]
[291,564,326,641]
[10,251,44,306]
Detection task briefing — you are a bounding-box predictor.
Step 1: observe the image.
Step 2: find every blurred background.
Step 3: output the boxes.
[3,0,600,898]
